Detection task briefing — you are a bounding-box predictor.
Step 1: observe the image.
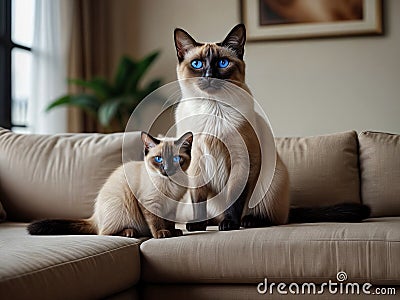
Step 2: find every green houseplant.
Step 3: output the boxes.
[47,51,162,132]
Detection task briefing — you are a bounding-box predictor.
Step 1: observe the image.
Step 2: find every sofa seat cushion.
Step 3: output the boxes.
[0,223,142,300]
[140,218,400,285]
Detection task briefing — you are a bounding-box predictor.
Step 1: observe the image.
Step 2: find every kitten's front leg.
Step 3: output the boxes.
[141,206,179,239]
[116,228,138,238]
[155,224,182,238]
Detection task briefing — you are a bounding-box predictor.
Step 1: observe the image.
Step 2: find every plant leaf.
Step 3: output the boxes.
[46,94,100,113]
[113,56,136,93]
[68,78,113,99]
[127,51,159,93]
[98,99,122,126]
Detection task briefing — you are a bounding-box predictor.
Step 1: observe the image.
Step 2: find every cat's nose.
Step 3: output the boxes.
[166,169,177,176]
[166,167,178,177]
[161,165,177,177]
[204,68,213,78]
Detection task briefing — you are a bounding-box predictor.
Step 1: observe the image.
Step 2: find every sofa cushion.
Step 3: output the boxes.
[140,218,400,285]
[0,128,142,221]
[275,131,360,207]
[0,222,142,299]
[359,131,400,217]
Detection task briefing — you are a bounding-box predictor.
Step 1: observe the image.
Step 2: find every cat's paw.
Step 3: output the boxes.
[241,215,271,228]
[186,220,207,231]
[170,228,183,237]
[155,229,172,239]
[219,219,240,231]
[117,228,137,238]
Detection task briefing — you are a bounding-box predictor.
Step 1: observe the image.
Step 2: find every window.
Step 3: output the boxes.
[0,0,35,131]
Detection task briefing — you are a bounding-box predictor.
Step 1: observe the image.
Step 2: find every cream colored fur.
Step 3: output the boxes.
[87,134,192,238]
[174,26,290,225]
[90,159,187,236]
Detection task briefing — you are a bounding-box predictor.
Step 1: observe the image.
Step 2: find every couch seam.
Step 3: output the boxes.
[1,242,141,282]
[140,239,400,245]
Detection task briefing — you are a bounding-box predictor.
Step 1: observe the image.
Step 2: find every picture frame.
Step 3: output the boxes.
[241,0,383,42]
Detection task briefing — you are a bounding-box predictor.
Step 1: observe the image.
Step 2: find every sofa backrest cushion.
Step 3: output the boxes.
[359,131,400,217]
[0,128,142,221]
[275,131,361,208]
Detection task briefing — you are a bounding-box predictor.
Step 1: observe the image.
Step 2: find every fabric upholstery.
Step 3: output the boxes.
[0,128,142,221]
[0,222,142,300]
[275,131,360,207]
[141,218,400,285]
[359,131,400,217]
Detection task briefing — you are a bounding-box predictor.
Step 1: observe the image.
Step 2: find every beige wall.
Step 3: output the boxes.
[127,0,399,137]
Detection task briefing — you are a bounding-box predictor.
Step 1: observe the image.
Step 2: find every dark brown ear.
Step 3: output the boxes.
[175,131,193,150]
[141,132,160,152]
[220,24,246,60]
[174,28,199,62]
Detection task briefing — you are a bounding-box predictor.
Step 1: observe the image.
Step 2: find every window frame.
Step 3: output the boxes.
[0,0,32,129]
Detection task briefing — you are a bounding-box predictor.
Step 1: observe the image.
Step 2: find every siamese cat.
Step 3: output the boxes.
[174,24,370,231]
[28,131,193,239]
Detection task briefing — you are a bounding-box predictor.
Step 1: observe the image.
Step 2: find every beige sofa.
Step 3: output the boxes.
[0,128,399,299]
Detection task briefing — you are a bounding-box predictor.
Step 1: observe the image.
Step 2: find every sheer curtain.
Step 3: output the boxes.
[29,0,137,133]
[29,0,72,134]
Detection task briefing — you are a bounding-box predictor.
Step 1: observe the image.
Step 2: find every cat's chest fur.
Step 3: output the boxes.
[176,98,246,193]
[176,98,244,137]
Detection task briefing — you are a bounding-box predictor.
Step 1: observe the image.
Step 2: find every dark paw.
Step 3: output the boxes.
[170,229,183,237]
[186,220,207,232]
[219,219,240,231]
[241,215,271,228]
[154,229,172,239]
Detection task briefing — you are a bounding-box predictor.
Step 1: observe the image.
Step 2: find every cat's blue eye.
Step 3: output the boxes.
[191,60,203,69]
[154,156,163,163]
[173,155,181,163]
[218,58,229,68]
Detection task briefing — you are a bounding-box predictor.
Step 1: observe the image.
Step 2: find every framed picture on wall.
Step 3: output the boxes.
[241,0,383,41]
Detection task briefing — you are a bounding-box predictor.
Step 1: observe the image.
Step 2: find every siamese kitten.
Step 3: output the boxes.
[28,132,193,239]
[174,24,370,231]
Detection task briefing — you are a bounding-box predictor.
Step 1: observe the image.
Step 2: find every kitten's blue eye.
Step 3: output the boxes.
[173,155,181,163]
[218,58,229,68]
[191,60,203,69]
[154,156,163,163]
